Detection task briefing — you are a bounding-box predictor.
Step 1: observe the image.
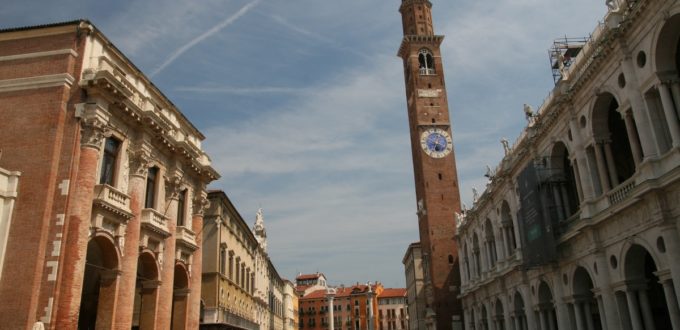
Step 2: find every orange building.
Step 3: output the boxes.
[376,289,408,330]
[298,282,383,330]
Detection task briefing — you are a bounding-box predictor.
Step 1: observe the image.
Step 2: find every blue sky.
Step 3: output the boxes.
[2,0,606,287]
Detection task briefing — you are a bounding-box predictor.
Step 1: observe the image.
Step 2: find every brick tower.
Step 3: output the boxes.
[397,1,463,329]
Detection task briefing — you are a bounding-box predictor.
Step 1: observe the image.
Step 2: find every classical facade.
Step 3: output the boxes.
[202,192,295,330]
[402,243,425,330]
[377,288,409,330]
[202,191,261,330]
[0,20,218,329]
[397,0,464,328]
[283,280,298,330]
[456,1,680,330]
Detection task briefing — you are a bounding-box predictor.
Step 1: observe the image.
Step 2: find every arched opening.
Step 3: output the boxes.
[418,49,435,75]
[500,201,517,258]
[592,93,636,190]
[132,251,160,330]
[472,233,482,276]
[572,267,602,330]
[538,281,558,330]
[652,13,680,153]
[78,237,120,329]
[494,298,505,330]
[484,219,497,269]
[171,264,190,330]
[548,142,580,224]
[622,244,673,330]
[512,292,527,330]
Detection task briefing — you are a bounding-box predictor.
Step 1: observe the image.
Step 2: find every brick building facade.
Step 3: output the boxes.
[0,20,218,329]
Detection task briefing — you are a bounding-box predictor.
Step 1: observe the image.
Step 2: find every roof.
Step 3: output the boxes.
[296,273,325,281]
[378,288,407,298]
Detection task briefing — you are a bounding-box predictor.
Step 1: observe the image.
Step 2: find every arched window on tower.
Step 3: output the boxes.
[418,49,435,75]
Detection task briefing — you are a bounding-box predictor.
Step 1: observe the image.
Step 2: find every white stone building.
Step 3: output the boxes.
[456,1,680,329]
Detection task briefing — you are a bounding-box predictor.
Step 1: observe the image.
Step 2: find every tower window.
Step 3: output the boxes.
[177,189,187,227]
[418,49,435,75]
[144,167,159,209]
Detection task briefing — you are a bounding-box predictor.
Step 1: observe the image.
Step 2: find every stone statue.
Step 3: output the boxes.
[501,138,511,155]
[485,165,495,179]
[558,53,569,80]
[472,188,479,203]
[524,104,536,125]
[606,0,620,12]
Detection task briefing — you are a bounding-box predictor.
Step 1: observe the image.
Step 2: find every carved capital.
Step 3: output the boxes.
[192,192,210,216]
[76,103,111,150]
[165,175,183,200]
[128,144,152,178]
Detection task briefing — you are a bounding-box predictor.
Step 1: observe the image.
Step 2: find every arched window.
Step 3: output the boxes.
[592,93,637,191]
[484,219,497,268]
[548,142,580,223]
[472,233,481,276]
[418,49,435,75]
[501,201,517,256]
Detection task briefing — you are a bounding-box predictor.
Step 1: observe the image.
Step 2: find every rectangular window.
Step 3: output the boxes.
[99,137,120,185]
[144,167,158,209]
[177,189,187,226]
[220,248,226,274]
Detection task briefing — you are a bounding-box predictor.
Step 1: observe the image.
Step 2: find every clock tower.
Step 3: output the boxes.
[397,0,463,329]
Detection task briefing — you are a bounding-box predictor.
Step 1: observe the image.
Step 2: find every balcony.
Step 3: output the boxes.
[176,226,198,250]
[141,208,170,237]
[92,184,133,219]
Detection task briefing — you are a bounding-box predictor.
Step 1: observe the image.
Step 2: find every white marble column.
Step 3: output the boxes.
[583,302,595,330]
[539,310,548,330]
[552,186,565,221]
[595,296,608,330]
[661,228,680,306]
[574,303,586,330]
[593,143,611,192]
[569,117,595,200]
[637,289,655,330]
[328,295,335,330]
[602,142,619,187]
[658,83,680,147]
[660,278,680,330]
[625,290,644,330]
[623,111,643,165]
[671,82,680,115]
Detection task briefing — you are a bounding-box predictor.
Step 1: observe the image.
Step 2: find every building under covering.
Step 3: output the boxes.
[456,0,680,329]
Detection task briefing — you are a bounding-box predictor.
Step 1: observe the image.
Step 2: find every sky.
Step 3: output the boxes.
[1,0,607,287]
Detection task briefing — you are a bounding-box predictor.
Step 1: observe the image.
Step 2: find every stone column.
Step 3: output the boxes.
[593,143,611,192]
[569,117,595,200]
[573,303,586,330]
[156,175,181,330]
[623,111,643,166]
[637,289,655,330]
[620,51,658,158]
[547,310,556,330]
[187,192,209,329]
[658,82,680,147]
[583,301,595,330]
[94,269,122,329]
[595,296,608,330]
[539,310,548,330]
[594,252,620,330]
[114,145,151,327]
[55,106,110,329]
[327,292,335,330]
[602,142,619,187]
[659,277,680,330]
[625,290,644,330]
[670,82,680,114]
[661,227,680,305]
[367,285,375,330]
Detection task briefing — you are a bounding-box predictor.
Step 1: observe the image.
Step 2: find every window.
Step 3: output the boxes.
[177,189,187,226]
[418,49,435,75]
[220,247,226,274]
[144,167,158,209]
[99,137,120,185]
[229,254,234,279]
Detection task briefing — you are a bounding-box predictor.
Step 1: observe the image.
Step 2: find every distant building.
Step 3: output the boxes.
[0,20,218,329]
[377,288,409,330]
[295,272,329,298]
[202,191,295,330]
[456,1,680,330]
[402,243,425,330]
[297,280,382,330]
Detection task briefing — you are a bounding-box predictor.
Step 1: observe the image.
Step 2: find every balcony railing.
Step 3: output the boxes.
[93,184,133,219]
[176,226,198,250]
[141,208,170,237]
[607,178,636,206]
[419,68,435,75]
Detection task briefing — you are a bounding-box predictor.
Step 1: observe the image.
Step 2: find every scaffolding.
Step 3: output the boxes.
[549,36,590,84]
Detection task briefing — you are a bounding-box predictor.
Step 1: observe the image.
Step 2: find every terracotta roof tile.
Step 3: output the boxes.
[378,288,407,298]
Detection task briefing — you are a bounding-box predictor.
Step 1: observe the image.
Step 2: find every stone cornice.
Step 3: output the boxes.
[0,49,77,62]
[397,35,444,58]
[0,73,74,93]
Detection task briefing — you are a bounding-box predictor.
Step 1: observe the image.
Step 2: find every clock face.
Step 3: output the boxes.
[420,128,453,158]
